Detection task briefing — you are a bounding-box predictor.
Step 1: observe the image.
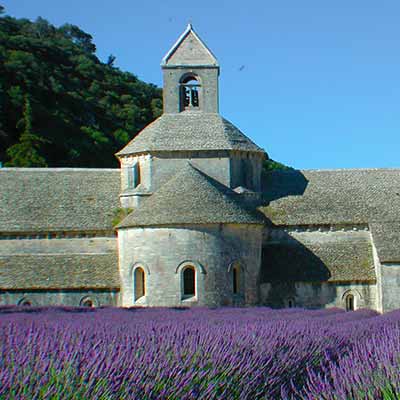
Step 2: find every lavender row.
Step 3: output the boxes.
[0,307,398,399]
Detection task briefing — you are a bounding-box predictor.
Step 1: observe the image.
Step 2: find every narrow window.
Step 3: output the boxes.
[134,267,146,300]
[345,294,354,311]
[180,76,200,111]
[288,299,294,308]
[130,163,141,188]
[134,163,141,187]
[183,266,196,297]
[233,265,240,294]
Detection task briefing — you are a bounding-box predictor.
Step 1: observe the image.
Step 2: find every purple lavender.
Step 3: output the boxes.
[0,306,398,399]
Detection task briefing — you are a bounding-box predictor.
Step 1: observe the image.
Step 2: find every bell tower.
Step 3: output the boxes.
[161,24,219,114]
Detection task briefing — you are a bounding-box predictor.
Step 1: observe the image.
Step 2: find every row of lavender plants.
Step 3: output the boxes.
[0,305,399,399]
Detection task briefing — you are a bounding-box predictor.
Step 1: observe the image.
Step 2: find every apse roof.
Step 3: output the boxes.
[117,163,265,228]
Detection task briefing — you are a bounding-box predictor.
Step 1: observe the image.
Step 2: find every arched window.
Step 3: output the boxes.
[134,267,146,300]
[345,294,355,311]
[80,297,94,307]
[183,266,196,297]
[180,75,200,111]
[18,298,31,306]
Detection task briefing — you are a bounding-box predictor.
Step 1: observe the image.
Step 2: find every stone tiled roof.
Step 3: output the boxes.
[261,234,375,283]
[260,168,400,263]
[260,169,400,226]
[116,113,264,156]
[370,222,400,263]
[118,163,265,228]
[0,253,119,289]
[0,168,120,233]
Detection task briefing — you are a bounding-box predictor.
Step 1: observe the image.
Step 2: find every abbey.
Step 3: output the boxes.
[1,25,399,312]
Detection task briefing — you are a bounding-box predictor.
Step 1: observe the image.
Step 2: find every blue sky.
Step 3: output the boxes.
[3,1,400,169]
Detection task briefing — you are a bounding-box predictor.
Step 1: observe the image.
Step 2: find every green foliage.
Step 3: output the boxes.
[263,158,294,172]
[5,95,47,166]
[0,13,162,167]
[112,207,134,227]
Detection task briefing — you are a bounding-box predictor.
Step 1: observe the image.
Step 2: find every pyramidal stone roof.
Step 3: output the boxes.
[161,23,218,67]
[116,112,264,156]
[117,163,265,228]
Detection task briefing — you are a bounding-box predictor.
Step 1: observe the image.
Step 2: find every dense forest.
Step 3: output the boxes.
[0,5,162,167]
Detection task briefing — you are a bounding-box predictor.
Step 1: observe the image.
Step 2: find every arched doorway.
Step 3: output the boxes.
[345,294,355,311]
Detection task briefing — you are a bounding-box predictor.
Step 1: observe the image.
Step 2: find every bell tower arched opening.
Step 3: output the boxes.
[180,75,201,111]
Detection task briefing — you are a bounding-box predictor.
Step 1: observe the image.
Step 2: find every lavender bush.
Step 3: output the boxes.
[0,306,398,399]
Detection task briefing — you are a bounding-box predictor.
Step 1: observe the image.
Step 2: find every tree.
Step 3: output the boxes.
[59,23,96,53]
[107,54,116,67]
[1,11,163,167]
[5,95,47,167]
[264,159,294,172]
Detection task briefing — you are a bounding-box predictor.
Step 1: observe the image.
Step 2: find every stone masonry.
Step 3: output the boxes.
[1,25,400,311]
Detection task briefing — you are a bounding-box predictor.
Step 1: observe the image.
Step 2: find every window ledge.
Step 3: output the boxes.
[134,296,147,305]
[120,188,152,197]
[181,295,197,303]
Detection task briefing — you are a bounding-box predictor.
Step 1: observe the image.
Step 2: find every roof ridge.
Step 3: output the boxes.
[301,168,400,172]
[0,168,119,172]
[265,168,400,174]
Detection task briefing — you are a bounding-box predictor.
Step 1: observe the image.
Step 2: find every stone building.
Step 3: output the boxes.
[1,24,399,312]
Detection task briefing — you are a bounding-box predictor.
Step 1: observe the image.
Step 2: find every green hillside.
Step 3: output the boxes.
[0,6,162,167]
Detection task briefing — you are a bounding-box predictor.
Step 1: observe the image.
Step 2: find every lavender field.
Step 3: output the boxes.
[0,307,399,399]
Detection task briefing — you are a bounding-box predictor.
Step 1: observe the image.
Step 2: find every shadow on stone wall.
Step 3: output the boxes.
[260,225,337,308]
[258,169,338,307]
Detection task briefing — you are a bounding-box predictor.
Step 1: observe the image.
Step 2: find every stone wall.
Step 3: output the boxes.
[260,281,378,310]
[0,236,119,306]
[162,67,219,114]
[260,227,379,310]
[379,263,400,312]
[119,151,264,210]
[119,151,233,208]
[229,152,263,192]
[151,152,231,190]
[0,290,119,307]
[0,236,116,254]
[118,224,263,307]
